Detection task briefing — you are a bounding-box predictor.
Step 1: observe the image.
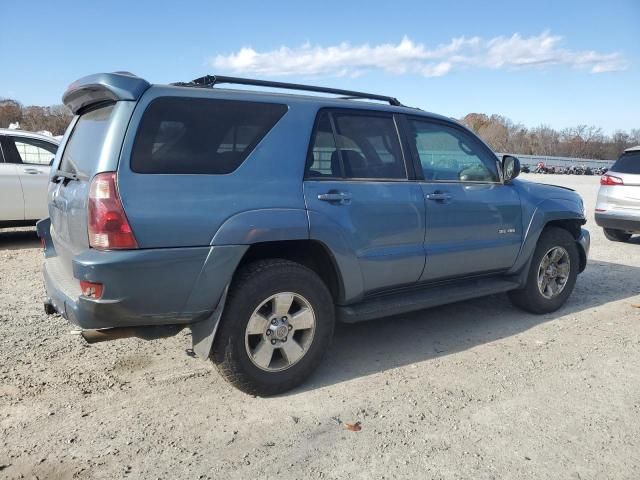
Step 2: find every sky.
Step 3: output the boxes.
[1,0,638,133]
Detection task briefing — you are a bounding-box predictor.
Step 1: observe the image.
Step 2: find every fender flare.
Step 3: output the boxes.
[509,197,586,281]
[210,208,309,245]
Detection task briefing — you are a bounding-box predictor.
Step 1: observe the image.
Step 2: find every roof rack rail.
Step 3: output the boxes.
[171,75,402,106]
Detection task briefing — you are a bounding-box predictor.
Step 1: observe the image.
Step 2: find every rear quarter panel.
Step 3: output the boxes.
[116,87,316,248]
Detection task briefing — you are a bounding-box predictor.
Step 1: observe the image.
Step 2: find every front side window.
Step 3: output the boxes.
[7,136,57,165]
[131,97,287,174]
[409,119,499,182]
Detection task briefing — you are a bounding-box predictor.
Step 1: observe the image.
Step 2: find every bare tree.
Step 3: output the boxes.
[461,113,636,159]
[0,99,72,135]
[0,99,23,127]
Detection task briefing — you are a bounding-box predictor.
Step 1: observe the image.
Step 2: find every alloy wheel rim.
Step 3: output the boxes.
[245,292,316,372]
[537,246,571,299]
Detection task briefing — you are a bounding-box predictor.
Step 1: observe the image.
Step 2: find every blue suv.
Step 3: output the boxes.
[39,73,590,395]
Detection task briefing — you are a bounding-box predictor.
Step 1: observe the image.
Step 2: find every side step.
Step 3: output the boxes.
[337,277,520,323]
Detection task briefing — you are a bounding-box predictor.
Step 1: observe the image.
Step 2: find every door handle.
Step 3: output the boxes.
[24,168,40,174]
[426,192,452,202]
[317,191,352,204]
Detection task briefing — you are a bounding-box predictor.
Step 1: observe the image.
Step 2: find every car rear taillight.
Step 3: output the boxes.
[88,172,138,250]
[600,174,623,186]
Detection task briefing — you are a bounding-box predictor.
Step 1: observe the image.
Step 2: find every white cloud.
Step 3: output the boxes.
[210,31,627,78]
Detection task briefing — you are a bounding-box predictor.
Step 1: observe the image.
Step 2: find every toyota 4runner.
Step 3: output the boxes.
[39,73,590,395]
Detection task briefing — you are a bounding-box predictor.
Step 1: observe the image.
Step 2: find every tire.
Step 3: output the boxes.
[508,227,579,314]
[603,228,632,243]
[212,259,335,396]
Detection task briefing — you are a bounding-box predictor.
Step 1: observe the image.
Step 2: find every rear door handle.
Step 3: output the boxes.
[426,192,452,202]
[318,191,352,204]
[24,168,40,174]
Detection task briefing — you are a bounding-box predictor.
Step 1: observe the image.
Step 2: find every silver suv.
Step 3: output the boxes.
[596,146,640,242]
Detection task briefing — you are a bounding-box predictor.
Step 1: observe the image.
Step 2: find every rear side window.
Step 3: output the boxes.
[612,152,640,174]
[307,110,406,180]
[8,136,57,165]
[308,112,338,177]
[333,113,405,179]
[131,97,287,174]
[60,104,115,176]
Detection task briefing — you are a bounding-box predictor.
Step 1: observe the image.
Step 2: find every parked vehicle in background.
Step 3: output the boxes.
[596,146,640,242]
[0,129,58,227]
[39,72,590,395]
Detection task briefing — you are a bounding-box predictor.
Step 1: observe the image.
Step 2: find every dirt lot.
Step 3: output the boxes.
[1,174,639,480]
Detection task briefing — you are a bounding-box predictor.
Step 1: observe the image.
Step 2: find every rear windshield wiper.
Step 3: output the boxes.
[52,170,79,183]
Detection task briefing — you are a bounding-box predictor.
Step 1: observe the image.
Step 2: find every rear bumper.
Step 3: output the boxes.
[41,243,247,330]
[595,212,640,233]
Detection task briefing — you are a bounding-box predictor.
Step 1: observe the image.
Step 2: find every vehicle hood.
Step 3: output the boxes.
[514,178,578,198]
[513,178,585,215]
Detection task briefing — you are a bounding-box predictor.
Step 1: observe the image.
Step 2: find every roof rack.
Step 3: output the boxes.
[171,75,402,106]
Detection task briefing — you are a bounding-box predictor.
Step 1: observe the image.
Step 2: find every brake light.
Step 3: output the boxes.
[600,174,623,186]
[88,172,138,249]
[80,280,103,299]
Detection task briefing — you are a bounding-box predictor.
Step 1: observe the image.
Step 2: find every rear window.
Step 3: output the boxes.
[59,104,115,176]
[612,152,640,174]
[131,97,287,174]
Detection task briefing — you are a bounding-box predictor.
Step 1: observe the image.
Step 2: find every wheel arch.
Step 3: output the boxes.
[543,219,587,273]
[510,199,587,279]
[235,239,345,304]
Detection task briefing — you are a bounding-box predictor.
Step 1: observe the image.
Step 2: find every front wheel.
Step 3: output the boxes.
[212,259,335,396]
[509,227,579,314]
[603,228,632,242]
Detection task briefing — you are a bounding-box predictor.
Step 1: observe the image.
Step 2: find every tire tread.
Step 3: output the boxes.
[212,259,334,396]
[508,227,579,314]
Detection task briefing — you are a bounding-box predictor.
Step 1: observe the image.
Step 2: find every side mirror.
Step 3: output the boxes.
[502,155,521,182]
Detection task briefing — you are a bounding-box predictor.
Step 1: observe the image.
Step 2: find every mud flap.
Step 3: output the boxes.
[190,285,229,359]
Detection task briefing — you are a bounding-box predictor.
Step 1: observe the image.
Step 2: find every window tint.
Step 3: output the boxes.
[131,97,287,174]
[9,137,57,165]
[332,113,405,179]
[409,120,499,182]
[307,112,339,177]
[60,104,115,176]
[612,152,640,174]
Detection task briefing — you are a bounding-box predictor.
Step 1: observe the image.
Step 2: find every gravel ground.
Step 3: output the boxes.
[1,174,639,480]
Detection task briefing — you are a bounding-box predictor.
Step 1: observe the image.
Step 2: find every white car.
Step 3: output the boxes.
[595,146,640,242]
[0,129,59,227]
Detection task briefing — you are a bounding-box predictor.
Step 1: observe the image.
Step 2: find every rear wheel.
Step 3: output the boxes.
[212,259,334,396]
[603,228,632,242]
[509,227,579,314]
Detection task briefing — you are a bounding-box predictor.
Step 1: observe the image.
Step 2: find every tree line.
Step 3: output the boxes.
[0,99,72,136]
[1,98,637,160]
[461,113,639,160]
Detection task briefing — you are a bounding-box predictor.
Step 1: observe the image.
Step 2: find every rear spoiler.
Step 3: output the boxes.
[62,72,151,114]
